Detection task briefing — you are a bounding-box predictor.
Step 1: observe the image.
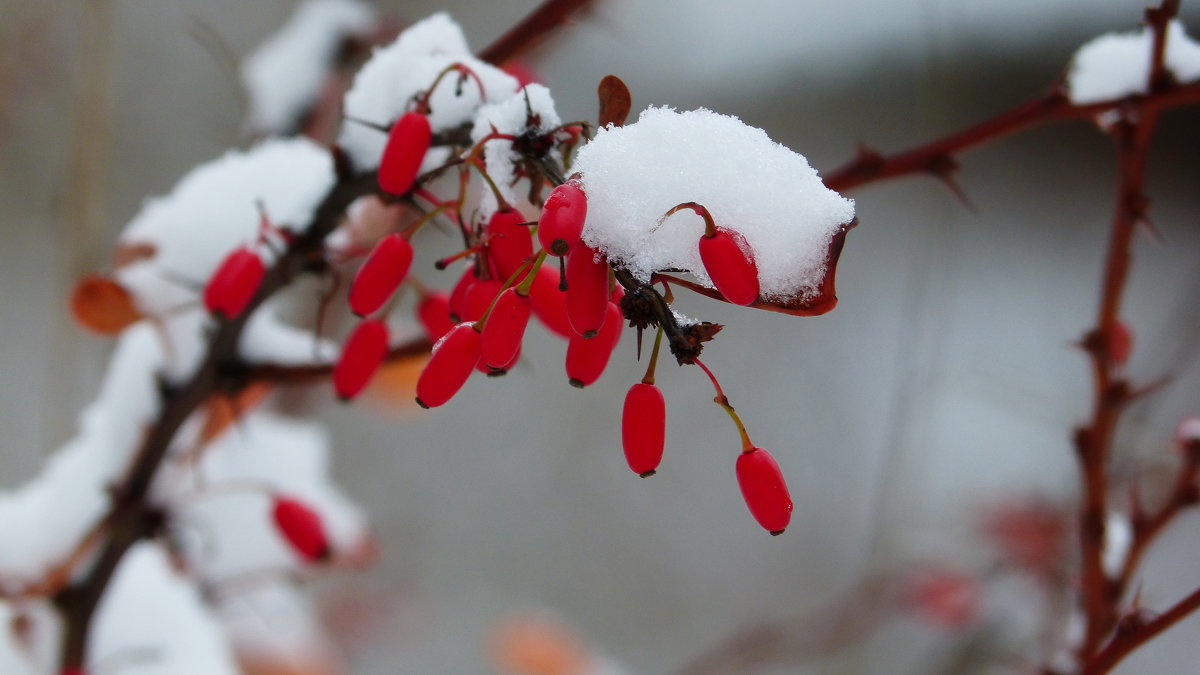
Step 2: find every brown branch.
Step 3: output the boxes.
[1080,585,1200,675]
[1114,450,1200,597]
[477,0,598,66]
[243,337,432,384]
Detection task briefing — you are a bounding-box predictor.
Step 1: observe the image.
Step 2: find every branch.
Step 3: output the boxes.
[1080,584,1200,675]
[477,0,598,66]
[242,337,432,384]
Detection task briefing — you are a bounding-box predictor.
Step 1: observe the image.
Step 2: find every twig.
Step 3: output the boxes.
[476,0,597,65]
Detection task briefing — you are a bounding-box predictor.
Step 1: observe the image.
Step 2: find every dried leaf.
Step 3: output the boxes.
[69,275,142,335]
[364,351,431,409]
[597,74,631,128]
[200,382,273,444]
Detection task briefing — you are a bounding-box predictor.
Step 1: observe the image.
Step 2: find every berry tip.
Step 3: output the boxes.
[769,529,786,536]
[415,397,430,409]
[638,470,656,478]
[568,378,585,389]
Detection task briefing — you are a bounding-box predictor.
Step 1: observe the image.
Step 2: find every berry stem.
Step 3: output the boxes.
[641,327,664,386]
[472,253,541,331]
[662,201,718,238]
[693,358,754,452]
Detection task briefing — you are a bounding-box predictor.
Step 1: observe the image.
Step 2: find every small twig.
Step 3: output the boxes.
[476,0,597,65]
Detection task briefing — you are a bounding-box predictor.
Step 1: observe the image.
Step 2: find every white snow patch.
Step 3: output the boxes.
[1178,415,1200,442]
[242,0,377,134]
[1068,20,1200,105]
[470,84,564,215]
[91,543,240,674]
[0,603,38,675]
[338,12,520,170]
[1102,511,1132,577]
[574,107,854,301]
[116,138,334,317]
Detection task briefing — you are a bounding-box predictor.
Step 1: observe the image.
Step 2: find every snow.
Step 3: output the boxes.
[338,12,520,171]
[1102,511,1131,577]
[239,300,338,366]
[116,138,335,317]
[241,0,377,135]
[91,543,240,674]
[1178,416,1200,443]
[574,107,855,301]
[0,322,164,590]
[1068,20,1200,105]
[0,603,38,675]
[471,84,564,216]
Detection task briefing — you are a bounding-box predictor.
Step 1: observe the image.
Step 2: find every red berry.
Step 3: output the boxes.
[622,383,665,476]
[462,279,504,323]
[448,265,481,322]
[348,234,413,316]
[333,319,389,401]
[537,183,587,256]
[416,323,482,408]
[481,288,532,370]
[735,447,792,535]
[485,210,534,281]
[529,264,572,339]
[417,291,455,342]
[566,302,623,387]
[698,228,759,306]
[272,495,330,562]
[204,247,265,319]
[565,244,610,338]
[378,111,431,195]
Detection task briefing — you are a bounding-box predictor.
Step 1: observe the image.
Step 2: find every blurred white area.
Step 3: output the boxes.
[1,0,1199,673]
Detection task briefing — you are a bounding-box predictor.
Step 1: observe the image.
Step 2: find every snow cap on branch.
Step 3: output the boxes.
[1067,19,1200,105]
[241,0,377,135]
[574,107,855,302]
[338,12,520,171]
[115,138,335,317]
[471,84,564,215]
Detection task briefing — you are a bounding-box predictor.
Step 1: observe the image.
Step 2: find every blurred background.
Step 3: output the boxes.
[2,0,1199,672]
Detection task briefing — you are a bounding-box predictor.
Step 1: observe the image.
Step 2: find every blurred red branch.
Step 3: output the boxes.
[477,0,597,65]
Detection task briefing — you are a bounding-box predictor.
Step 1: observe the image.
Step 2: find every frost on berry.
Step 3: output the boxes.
[538,183,587,257]
[566,302,623,388]
[416,323,482,408]
[204,248,266,319]
[573,107,853,309]
[735,447,793,535]
[272,495,332,562]
[348,233,413,316]
[333,319,390,401]
[622,383,666,477]
[565,244,610,338]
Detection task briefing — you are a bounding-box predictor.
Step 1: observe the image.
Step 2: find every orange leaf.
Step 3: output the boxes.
[200,382,273,444]
[69,275,142,335]
[364,350,430,408]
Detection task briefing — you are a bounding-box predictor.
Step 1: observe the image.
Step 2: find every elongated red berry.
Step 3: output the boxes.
[566,302,623,387]
[333,319,389,401]
[272,495,330,562]
[482,288,532,369]
[378,111,431,195]
[462,279,504,323]
[416,323,482,408]
[417,291,455,342]
[622,383,665,476]
[349,234,413,316]
[530,264,572,339]
[204,247,265,319]
[448,265,481,322]
[735,447,792,535]
[699,227,759,306]
[486,210,533,281]
[537,183,587,256]
[565,244,610,338]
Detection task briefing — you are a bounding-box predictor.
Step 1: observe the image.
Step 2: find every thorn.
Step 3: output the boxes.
[636,325,644,360]
[928,156,975,212]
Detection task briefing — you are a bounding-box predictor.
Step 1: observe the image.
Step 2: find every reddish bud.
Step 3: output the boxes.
[699,228,760,306]
[486,210,534,281]
[272,495,331,562]
[566,302,623,388]
[348,234,413,316]
[416,323,482,408]
[482,288,533,369]
[1109,319,1133,366]
[565,244,610,338]
[204,247,266,319]
[622,383,665,476]
[537,183,587,257]
[735,447,792,534]
[333,319,389,401]
[530,264,572,339]
[378,111,432,195]
[417,291,455,342]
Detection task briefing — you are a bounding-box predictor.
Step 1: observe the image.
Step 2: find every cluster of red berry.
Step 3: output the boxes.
[202,76,794,535]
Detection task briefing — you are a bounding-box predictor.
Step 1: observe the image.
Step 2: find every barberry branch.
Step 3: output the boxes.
[476,0,597,66]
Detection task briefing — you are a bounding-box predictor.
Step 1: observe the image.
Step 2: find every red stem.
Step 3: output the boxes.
[476,0,597,66]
